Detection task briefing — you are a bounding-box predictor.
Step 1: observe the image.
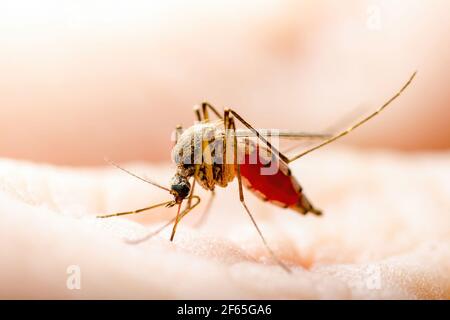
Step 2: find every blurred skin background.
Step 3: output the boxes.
[0,0,448,166]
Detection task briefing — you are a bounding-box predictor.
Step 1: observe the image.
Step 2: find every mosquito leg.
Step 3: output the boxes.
[202,102,223,120]
[226,109,290,164]
[170,194,202,241]
[170,202,183,241]
[287,71,417,162]
[225,113,291,273]
[127,196,201,244]
[170,165,202,241]
[201,140,215,190]
[96,200,175,218]
[170,169,199,241]
[193,190,215,227]
[193,105,203,122]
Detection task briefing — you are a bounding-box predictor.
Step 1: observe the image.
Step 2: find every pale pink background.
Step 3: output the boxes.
[0,0,448,166]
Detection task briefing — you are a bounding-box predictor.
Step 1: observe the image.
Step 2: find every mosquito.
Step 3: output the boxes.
[97,72,417,272]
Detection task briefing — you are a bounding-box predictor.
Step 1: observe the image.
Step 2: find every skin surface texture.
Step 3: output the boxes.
[0,148,449,299]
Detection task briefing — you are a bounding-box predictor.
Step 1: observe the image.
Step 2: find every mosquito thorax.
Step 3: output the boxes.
[172,121,221,165]
[171,120,235,192]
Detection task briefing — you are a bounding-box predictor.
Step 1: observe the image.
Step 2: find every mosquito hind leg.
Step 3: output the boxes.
[170,203,183,241]
[170,193,202,241]
[170,165,201,241]
[225,109,290,164]
[287,72,417,162]
[224,112,291,273]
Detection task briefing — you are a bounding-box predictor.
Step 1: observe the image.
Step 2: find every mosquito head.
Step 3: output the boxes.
[169,174,191,203]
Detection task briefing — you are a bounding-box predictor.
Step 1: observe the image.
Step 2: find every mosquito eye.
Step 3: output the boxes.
[171,183,190,199]
[170,175,191,199]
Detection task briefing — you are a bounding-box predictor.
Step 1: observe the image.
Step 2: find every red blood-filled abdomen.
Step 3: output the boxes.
[239,143,321,215]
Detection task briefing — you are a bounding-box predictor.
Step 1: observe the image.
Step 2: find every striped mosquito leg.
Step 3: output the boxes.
[227,108,290,164]
[96,200,174,218]
[193,105,202,121]
[202,102,223,120]
[126,196,201,244]
[225,113,291,273]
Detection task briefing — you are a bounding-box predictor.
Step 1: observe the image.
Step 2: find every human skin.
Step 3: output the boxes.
[0,1,449,299]
[0,149,449,299]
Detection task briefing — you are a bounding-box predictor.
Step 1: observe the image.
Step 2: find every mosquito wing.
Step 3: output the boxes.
[235,105,386,159]
[235,129,333,155]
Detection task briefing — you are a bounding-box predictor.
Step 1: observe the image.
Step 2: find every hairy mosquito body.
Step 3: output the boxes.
[171,119,321,215]
[97,72,417,273]
[171,120,236,192]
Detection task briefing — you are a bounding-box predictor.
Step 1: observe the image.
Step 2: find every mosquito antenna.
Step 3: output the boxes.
[104,157,170,192]
[288,71,417,162]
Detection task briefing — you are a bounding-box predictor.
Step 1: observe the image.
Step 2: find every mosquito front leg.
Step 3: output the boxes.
[193,105,203,122]
[96,200,175,219]
[193,102,222,122]
[170,165,201,241]
[127,196,201,244]
[202,102,223,120]
[170,203,183,241]
[225,113,291,273]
